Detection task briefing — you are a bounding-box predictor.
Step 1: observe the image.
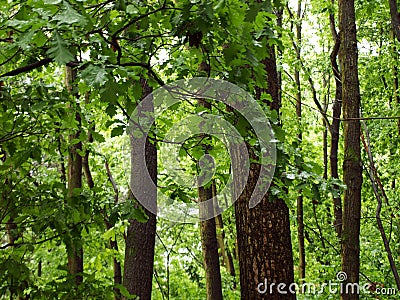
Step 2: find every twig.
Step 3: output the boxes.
[360,113,400,289]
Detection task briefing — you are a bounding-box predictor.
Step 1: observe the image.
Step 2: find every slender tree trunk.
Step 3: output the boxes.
[65,65,84,286]
[123,78,157,300]
[197,97,223,300]
[82,125,122,300]
[215,213,236,277]
[329,0,343,238]
[104,159,123,300]
[235,45,295,299]
[213,182,236,286]
[338,0,363,299]
[294,0,306,283]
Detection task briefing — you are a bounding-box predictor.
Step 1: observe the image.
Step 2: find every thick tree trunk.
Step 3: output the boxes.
[65,65,84,286]
[235,46,295,299]
[338,0,363,299]
[123,78,157,300]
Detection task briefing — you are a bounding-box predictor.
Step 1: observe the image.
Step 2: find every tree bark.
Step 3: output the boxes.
[197,97,223,300]
[65,65,84,287]
[338,0,363,299]
[388,0,400,43]
[123,78,157,300]
[235,45,295,299]
[329,0,343,238]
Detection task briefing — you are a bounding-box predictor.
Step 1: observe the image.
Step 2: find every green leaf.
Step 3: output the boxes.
[111,126,125,137]
[245,3,261,22]
[54,1,87,25]
[222,44,241,63]
[126,4,139,15]
[132,208,148,223]
[46,31,74,65]
[81,65,109,88]
[91,131,106,143]
[214,0,225,10]
[115,284,136,299]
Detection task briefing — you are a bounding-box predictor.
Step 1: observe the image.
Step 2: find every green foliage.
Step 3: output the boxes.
[1,0,400,298]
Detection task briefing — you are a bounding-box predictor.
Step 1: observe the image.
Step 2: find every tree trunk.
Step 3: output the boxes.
[388,0,400,43]
[105,159,123,300]
[294,0,306,283]
[235,45,295,299]
[329,0,343,238]
[213,182,236,279]
[215,213,236,278]
[197,97,223,300]
[338,0,363,299]
[213,181,236,282]
[123,78,157,300]
[65,65,84,286]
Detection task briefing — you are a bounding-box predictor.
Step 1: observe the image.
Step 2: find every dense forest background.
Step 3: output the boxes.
[1,0,400,299]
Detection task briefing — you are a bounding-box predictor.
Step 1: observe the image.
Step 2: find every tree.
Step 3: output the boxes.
[338,0,363,299]
[329,0,343,239]
[123,78,157,300]
[197,95,223,300]
[234,46,295,300]
[65,65,84,287]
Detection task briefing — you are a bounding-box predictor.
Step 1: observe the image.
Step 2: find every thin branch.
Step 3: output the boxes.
[105,158,119,203]
[111,6,167,39]
[285,5,332,130]
[361,114,400,289]
[117,62,165,86]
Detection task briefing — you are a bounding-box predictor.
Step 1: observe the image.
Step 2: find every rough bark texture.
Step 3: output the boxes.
[197,98,223,300]
[338,0,363,299]
[235,46,295,299]
[65,65,84,286]
[123,78,157,300]
[199,186,223,300]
